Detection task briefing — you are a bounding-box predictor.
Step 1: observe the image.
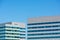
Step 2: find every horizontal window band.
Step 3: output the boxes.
[28,21,60,25]
[28,32,60,36]
[0,39,19,40]
[28,25,60,29]
[5,26,25,29]
[4,30,25,32]
[20,37,26,38]
[0,36,25,38]
[28,29,60,32]
[0,26,5,28]
[0,30,25,32]
[0,26,25,29]
[0,33,25,35]
[0,30,5,31]
[28,36,60,39]
[1,39,19,40]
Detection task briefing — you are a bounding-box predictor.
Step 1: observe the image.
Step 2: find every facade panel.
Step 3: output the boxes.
[0,22,26,40]
[27,16,60,40]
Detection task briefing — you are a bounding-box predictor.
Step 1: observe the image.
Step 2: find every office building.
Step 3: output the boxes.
[0,22,26,40]
[27,16,60,40]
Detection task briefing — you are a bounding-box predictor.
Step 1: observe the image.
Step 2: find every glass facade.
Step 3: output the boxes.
[27,21,60,40]
[0,22,26,40]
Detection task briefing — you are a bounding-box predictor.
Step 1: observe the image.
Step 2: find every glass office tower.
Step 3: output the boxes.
[27,16,60,40]
[0,22,25,40]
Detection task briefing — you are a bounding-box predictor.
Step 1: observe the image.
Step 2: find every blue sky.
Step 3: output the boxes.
[0,0,60,23]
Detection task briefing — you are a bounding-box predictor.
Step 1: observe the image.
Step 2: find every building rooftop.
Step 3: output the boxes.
[28,16,60,23]
[0,22,25,28]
